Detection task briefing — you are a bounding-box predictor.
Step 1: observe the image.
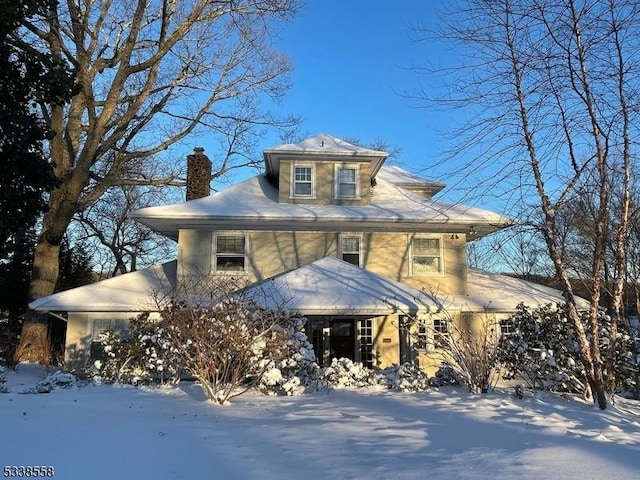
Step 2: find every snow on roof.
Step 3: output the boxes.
[29,261,177,313]
[131,172,510,239]
[376,165,446,197]
[445,268,591,313]
[243,256,442,315]
[263,133,388,157]
[263,134,389,178]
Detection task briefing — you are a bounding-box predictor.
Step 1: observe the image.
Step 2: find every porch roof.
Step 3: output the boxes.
[29,262,177,313]
[243,257,443,316]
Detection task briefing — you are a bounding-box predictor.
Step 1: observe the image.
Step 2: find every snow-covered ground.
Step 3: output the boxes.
[1,364,639,480]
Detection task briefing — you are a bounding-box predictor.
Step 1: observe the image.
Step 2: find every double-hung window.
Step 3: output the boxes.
[215,235,247,272]
[411,236,443,275]
[340,235,361,266]
[336,166,358,198]
[293,166,313,197]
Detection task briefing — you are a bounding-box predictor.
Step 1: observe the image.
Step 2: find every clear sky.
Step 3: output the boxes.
[193,2,482,206]
[269,1,448,177]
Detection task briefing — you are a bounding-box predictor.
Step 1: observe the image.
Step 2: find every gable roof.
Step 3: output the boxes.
[242,256,442,315]
[263,134,388,178]
[29,262,177,313]
[131,168,511,240]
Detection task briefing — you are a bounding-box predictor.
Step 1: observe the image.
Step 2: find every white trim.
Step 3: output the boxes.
[290,164,316,199]
[409,234,445,277]
[339,233,363,267]
[334,164,360,200]
[212,232,249,274]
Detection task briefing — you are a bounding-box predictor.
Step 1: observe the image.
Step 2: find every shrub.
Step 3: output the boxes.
[496,303,639,396]
[91,314,181,385]
[160,300,311,404]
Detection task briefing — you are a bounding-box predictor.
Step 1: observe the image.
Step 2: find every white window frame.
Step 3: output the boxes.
[213,233,248,273]
[334,164,360,199]
[409,235,445,276]
[339,233,362,266]
[290,164,315,198]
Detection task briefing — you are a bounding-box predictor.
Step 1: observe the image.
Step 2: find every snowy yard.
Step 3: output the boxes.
[1,365,639,480]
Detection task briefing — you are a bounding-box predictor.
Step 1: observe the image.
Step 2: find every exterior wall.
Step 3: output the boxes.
[64,312,159,370]
[176,229,468,296]
[277,159,372,205]
[373,314,401,369]
[65,313,91,370]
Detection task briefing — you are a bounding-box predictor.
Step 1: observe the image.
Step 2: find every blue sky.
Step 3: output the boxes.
[270,1,447,175]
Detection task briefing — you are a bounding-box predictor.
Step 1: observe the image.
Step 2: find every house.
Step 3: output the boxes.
[30,134,580,372]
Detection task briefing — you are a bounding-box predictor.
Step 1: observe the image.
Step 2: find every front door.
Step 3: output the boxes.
[330,320,355,361]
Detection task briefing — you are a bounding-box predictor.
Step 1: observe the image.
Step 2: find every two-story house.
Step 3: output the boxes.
[31,134,578,372]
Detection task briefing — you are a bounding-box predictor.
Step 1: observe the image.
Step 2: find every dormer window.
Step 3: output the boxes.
[335,165,359,199]
[292,165,314,197]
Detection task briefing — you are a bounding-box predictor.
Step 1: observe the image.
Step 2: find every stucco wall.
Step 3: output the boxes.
[278,159,372,205]
[176,229,468,296]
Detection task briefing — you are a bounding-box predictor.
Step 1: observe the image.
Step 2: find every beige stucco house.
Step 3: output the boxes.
[30,134,579,372]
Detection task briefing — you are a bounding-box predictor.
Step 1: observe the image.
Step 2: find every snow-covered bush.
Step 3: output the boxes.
[258,316,322,396]
[321,358,387,389]
[496,303,640,396]
[90,314,181,385]
[382,363,431,392]
[160,300,313,405]
[26,370,77,393]
[429,363,462,387]
[497,303,585,393]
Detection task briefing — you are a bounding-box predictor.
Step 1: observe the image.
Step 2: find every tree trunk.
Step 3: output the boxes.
[15,182,81,363]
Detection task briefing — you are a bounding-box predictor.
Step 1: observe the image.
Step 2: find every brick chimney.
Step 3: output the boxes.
[186,147,212,201]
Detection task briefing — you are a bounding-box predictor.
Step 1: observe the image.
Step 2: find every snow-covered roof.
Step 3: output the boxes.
[263,134,388,178]
[131,170,511,240]
[28,258,587,317]
[29,262,177,313]
[376,165,446,197]
[447,268,591,313]
[243,257,442,315]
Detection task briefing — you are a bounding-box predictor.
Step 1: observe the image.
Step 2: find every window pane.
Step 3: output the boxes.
[414,238,439,255]
[295,167,311,181]
[338,168,356,183]
[216,256,245,271]
[342,237,360,253]
[342,253,359,266]
[217,236,245,254]
[294,182,312,196]
[339,183,356,197]
[413,256,440,273]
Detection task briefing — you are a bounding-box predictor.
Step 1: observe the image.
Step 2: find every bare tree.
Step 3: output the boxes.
[15,0,300,363]
[75,184,176,277]
[413,0,639,408]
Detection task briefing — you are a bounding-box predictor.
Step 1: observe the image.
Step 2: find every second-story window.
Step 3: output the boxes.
[293,166,313,196]
[340,235,361,266]
[215,235,247,272]
[411,236,444,275]
[336,166,358,198]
